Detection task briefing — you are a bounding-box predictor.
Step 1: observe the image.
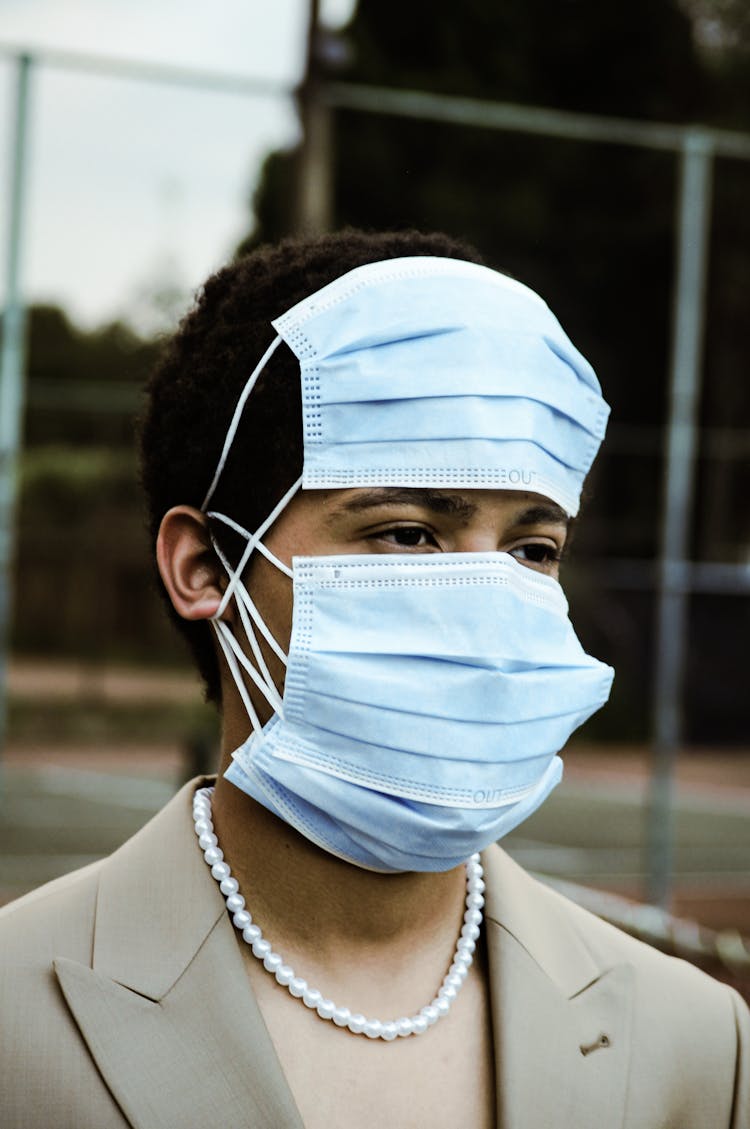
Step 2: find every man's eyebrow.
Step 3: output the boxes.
[327,488,478,520]
[512,503,570,528]
[326,490,570,527]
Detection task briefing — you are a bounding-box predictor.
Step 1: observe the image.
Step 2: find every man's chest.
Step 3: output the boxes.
[247,956,496,1129]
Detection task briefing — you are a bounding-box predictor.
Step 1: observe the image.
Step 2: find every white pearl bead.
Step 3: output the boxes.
[316,998,336,1020]
[194,787,481,1042]
[302,987,322,1009]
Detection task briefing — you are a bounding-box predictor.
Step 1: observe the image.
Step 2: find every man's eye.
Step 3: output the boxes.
[381,526,433,547]
[510,542,562,566]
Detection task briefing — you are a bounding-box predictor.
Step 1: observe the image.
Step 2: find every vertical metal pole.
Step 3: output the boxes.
[647,130,713,909]
[0,53,33,776]
[294,0,334,234]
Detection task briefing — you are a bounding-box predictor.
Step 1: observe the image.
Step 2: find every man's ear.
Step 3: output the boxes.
[156,506,227,622]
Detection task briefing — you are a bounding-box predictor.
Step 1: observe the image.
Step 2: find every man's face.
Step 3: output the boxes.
[237,487,570,725]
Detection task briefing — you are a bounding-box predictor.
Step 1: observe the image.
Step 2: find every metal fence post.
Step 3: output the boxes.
[647,130,714,909]
[0,53,33,780]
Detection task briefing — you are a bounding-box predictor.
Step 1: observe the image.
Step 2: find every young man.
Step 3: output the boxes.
[1,230,747,1128]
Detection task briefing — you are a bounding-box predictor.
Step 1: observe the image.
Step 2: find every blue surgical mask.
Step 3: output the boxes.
[200,256,614,872]
[203,257,610,520]
[222,551,613,872]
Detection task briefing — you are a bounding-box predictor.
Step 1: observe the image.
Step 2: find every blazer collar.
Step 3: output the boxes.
[482,845,634,1129]
[54,782,634,1129]
[90,775,223,1000]
[54,778,304,1129]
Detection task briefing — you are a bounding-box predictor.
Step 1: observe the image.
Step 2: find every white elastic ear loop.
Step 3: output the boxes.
[207,478,302,727]
[212,613,284,720]
[210,512,293,580]
[210,475,302,617]
[212,619,264,733]
[200,334,283,512]
[211,534,287,694]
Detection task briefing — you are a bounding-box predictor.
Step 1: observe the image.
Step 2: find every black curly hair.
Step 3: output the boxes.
[139,228,485,703]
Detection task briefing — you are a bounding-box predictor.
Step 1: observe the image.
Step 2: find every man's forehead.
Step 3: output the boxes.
[323,487,570,526]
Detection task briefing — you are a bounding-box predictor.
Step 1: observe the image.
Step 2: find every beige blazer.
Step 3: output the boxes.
[1,778,747,1129]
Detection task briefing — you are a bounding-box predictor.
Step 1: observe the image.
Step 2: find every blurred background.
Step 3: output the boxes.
[1,0,749,996]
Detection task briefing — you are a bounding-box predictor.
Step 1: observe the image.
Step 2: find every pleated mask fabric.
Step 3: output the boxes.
[272,257,610,517]
[225,552,614,873]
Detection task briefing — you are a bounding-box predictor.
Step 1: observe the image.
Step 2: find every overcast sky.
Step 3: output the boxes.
[0,0,355,331]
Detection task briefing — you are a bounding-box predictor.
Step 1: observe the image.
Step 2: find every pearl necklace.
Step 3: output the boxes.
[193,785,485,1040]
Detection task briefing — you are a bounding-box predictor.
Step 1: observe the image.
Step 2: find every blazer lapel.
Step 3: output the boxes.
[54,778,304,1129]
[482,846,634,1129]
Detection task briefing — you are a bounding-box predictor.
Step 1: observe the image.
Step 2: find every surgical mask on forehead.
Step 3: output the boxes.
[201,256,613,871]
[203,256,610,520]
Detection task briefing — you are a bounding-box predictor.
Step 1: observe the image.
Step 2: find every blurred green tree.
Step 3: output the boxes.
[24,305,159,447]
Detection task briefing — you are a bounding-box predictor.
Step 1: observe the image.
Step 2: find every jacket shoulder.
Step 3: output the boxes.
[484,845,749,1125]
[0,861,133,1129]
[0,858,102,964]
[485,843,748,1029]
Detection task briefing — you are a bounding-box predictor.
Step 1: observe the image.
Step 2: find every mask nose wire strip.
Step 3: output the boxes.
[212,475,303,617]
[200,334,283,513]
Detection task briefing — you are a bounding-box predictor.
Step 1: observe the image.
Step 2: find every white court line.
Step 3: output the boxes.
[560,777,750,817]
[33,766,176,810]
[505,840,750,882]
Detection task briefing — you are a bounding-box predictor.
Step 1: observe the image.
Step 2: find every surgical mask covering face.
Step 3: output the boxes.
[218,548,613,873]
[201,256,614,873]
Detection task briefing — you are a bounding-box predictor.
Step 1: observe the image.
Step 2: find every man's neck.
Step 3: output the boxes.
[210,771,468,962]
[208,708,483,1031]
